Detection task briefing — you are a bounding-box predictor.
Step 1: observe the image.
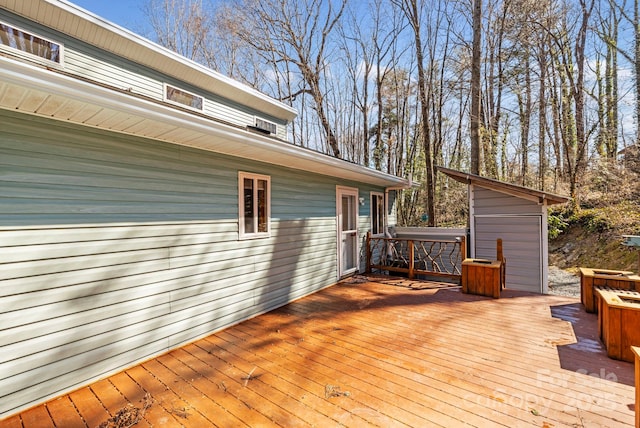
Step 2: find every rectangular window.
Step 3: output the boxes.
[0,21,62,64]
[164,84,204,111]
[239,172,270,239]
[371,192,385,236]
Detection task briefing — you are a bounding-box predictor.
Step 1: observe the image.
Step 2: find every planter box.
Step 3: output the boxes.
[579,267,638,313]
[632,346,640,428]
[461,259,503,299]
[596,287,640,363]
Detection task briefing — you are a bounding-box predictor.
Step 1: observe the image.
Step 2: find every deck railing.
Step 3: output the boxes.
[366,232,466,282]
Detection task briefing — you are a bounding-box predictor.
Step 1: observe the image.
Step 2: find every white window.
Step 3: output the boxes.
[239,172,271,239]
[0,21,63,65]
[371,192,385,236]
[164,83,204,111]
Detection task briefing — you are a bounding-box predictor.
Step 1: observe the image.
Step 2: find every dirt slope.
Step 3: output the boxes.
[548,201,640,274]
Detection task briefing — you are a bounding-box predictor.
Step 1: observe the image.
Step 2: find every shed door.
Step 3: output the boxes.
[474,215,542,293]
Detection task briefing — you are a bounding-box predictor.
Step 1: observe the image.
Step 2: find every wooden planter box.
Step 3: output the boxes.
[632,346,640,428]
[596,287,640,363]
[461,259,503,299]
[579,267,638,313]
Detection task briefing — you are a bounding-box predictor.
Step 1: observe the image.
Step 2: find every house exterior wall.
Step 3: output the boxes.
[0,110,383,417]
[471,186,547,293]
[0,9,288,139]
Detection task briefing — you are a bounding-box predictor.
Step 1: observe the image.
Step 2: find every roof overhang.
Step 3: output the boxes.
[0,0,297,123]
[437,166,570,206]
[0,55,410,188]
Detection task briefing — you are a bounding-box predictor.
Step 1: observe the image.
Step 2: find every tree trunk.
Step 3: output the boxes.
[470,0,482,175]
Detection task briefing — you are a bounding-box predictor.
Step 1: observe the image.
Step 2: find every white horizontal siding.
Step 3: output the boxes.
[0,111,362,418]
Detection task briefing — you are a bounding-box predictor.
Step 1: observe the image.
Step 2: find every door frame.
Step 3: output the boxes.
[336,186,359,278]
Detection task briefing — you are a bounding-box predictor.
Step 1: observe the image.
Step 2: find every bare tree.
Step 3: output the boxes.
[143,0,215,65]
[392,0,436,226]
[608,0,640,144]
[230,0,347,158]
[596,0,622,158]
[337,0,404,168]
[470,0,482,175]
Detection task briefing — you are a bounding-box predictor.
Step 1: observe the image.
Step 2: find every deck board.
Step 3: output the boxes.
[46,396,85,428]
[66,387,111,428]
[4,279,636,427]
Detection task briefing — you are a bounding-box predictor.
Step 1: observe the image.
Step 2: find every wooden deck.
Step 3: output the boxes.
[3,277,636,427]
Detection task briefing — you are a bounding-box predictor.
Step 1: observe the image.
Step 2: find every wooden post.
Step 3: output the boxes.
[366,232,372,274]
[459,236,466,285]
[496,238,505,289]
[408,239,415,280]
[459,236,466,260]
[633,346,640,428]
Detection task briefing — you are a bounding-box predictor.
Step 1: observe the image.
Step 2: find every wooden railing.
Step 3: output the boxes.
[366,232,466,282]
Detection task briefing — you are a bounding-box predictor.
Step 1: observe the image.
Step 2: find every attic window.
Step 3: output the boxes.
[164,84,203,111]
[0,21,62,64]
[254,117,277,135]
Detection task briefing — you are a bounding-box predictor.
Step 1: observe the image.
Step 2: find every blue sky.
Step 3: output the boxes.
[71,0,149,33]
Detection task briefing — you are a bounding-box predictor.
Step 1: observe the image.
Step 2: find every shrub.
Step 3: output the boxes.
[548,212,569,239]
[571,209,612,233]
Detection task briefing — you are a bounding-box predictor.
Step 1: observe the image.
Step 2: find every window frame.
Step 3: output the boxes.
[0,20,64,67]
[238,172,271,240]
[370,192,386,237]
[163,83,204,111]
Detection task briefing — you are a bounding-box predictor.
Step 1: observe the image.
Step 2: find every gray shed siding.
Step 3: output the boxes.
[473,187,542,215]
[471,186,545,293]
[0,9,288,139]
[474,216,542,292]
[0,111,380,417]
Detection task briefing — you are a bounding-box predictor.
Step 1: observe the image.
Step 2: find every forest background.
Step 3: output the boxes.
[137,0,640,268]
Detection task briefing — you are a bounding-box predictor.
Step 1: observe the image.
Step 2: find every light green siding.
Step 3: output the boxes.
[0,111,383,417]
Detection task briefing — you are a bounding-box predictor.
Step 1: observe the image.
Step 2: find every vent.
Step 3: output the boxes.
[254,118,277,135]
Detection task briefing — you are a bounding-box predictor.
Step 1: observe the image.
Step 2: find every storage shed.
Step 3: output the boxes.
[438,167,569,293]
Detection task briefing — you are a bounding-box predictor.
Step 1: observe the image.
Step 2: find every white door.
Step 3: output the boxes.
[337,187,359,277]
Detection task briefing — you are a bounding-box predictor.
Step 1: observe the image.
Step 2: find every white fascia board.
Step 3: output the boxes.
[0,56,409,188]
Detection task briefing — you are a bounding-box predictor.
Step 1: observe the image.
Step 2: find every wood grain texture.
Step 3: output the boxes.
[6,279,635,427]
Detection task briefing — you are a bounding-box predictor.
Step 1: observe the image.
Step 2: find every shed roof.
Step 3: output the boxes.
[437,166,570,206]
